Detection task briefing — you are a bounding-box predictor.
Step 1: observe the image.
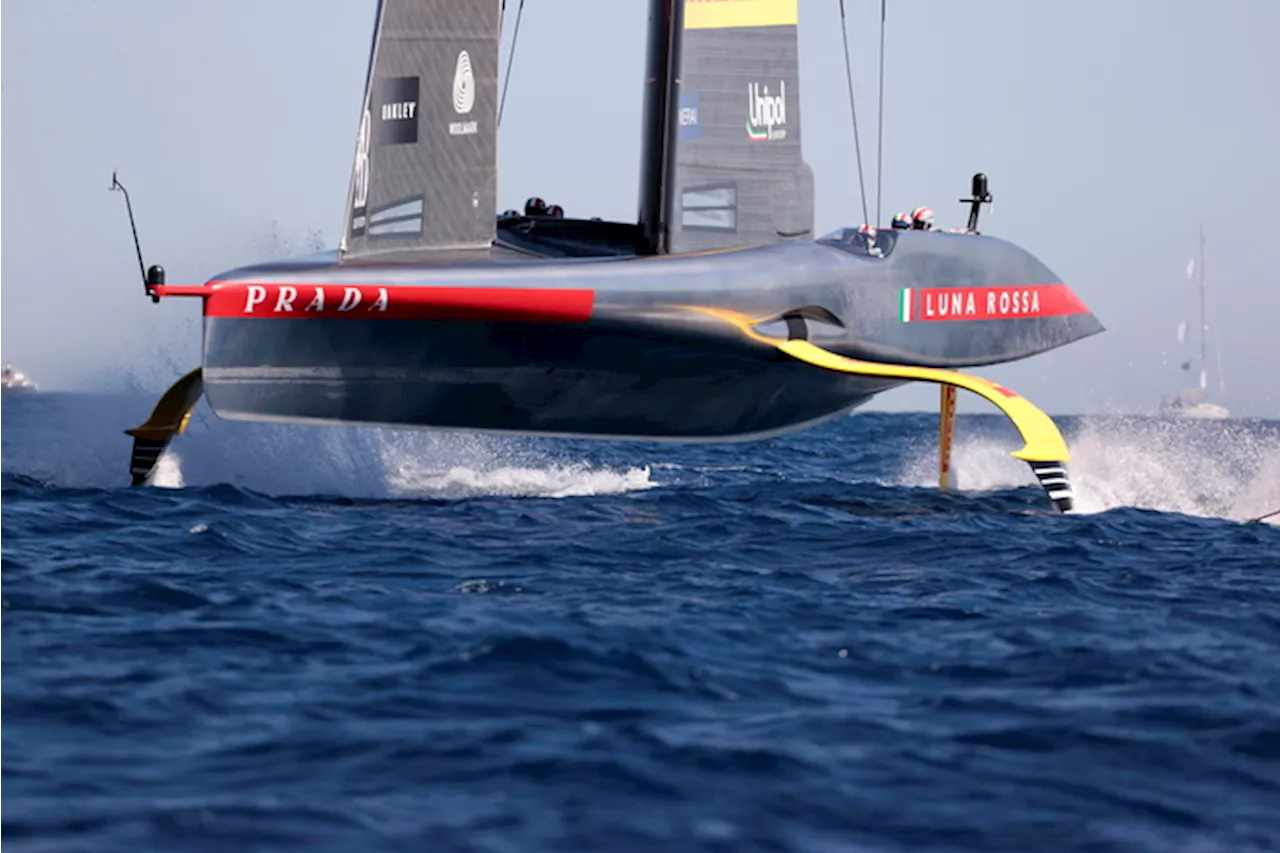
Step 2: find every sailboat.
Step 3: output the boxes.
[1160,224,1228,420]
[114,0,1103,511]
[2,362,39,394]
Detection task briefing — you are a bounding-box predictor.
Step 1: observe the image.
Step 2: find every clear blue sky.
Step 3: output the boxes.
[3,0,1277,416]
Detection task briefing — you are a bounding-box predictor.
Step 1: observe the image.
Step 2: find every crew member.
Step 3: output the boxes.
[524,197,549,216]
[910,206,937,230]
[546,204,564,218]
[891,212,912,230]
[858,223,885,257]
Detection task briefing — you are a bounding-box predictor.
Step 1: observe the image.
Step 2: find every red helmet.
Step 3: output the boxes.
[911,206,935,230]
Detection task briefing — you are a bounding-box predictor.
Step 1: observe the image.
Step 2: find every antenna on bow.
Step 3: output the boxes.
[960,172,993,234]
[110,172,165,303]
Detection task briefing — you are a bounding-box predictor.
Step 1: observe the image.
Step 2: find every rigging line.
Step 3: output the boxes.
[497,0,527,128]
[874,0,886,225]
[838,0,871,227]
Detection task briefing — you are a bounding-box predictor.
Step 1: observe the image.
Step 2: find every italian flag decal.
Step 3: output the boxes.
[899,288,913,323]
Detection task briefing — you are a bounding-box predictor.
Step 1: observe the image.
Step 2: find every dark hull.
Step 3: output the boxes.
[205,317,904,440]
[197,227,1103,440]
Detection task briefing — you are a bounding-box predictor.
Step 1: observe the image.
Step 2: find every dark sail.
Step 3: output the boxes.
[340,0,500,261]
[668,0,814,254]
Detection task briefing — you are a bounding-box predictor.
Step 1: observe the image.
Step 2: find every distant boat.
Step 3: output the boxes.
[1160,394,1229,421]
[1,362,38,394]
[1160,224,1227,420]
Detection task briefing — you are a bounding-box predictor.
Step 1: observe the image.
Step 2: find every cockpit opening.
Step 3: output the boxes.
[817,226,898,259]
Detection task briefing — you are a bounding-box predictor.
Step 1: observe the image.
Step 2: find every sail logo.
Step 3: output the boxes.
[453,50,475,114]
[381,102,417,121]
[377,76,419,145]
[687,0,798,30]
[679,92,701,141]
[746,81,786,141]
[350,109,372,237]
[449,50,479,136]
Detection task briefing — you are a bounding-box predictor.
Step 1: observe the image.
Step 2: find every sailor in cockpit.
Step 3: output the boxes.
[499,198,566,220]
[910,206,937,230]
[522,197,564,218]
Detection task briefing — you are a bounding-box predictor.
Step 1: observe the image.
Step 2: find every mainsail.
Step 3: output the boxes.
[339,0,500,261]
[667,0,815,254]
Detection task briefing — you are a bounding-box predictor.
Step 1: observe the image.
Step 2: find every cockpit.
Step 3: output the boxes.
[817,226,898,259]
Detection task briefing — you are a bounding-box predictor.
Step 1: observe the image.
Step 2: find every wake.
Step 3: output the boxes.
[7,393,1274,520]
[153,414,656,500]
[1,394,655,501]
[903,415,1280,523]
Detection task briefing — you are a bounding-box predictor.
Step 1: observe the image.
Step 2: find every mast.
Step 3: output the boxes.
[636,0,683,255]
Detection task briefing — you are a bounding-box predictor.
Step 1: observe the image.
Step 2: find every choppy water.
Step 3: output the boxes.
[4,392,1279,852]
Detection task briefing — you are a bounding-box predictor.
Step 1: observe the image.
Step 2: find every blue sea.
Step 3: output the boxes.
[4,392,1279,852]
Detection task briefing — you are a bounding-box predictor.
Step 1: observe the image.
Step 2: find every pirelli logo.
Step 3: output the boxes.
[685,0,797,30]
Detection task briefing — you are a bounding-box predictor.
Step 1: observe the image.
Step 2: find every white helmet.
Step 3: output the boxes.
[911,206,935,230]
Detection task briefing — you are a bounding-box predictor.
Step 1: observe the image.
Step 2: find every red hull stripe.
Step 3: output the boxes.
[178,282,595,323]
[902,284,1089,323]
